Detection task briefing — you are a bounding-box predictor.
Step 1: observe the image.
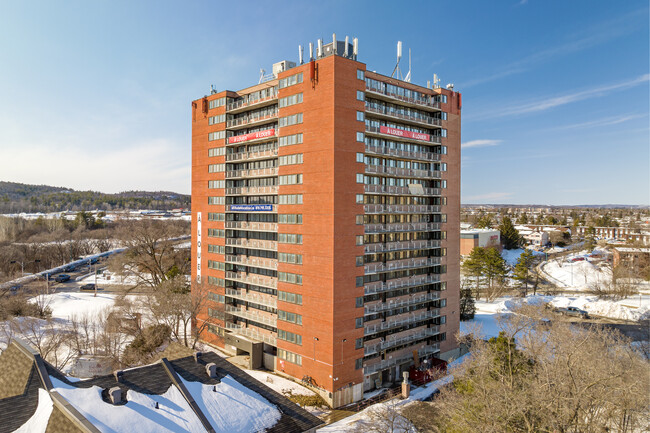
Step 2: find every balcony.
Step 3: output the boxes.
[225,254,278,270]
[364,311,440,336]
[364,165,441,180]
[364,292,440,315]
[225,167,278,179]
[364,326,439,356]
[364,274,440,295]
[365,105,442,129]
[226,148,278,162]
[225,221,278,232]
[225,322,278,346]
[365,144,441,162]
[364,222,441,234]
[362,343,440,375]
[225,238,278,252]
[226,91,278,113]
[364,257,441,274]
[226,110,278,130]
[363,204,441,214]
[225,186,279,196]
[225,288,277,308]
[365,125,442,144]
[363,184,441,196]
[365,83,441,112]
[364,239,441,254]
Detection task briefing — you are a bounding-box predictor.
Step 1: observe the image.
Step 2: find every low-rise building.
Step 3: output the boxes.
[460,229,500,255]
[612,247,650,277]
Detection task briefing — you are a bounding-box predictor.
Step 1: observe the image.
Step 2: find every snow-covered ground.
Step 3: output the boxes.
[38,292,118,320]
[501,248,545,266]
[244,369,316,397]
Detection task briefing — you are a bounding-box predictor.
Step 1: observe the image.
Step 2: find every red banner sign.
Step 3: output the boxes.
[228,129,275,144]
[379,125,430,141]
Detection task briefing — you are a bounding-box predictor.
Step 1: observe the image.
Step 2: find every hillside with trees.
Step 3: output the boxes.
[0,181,190,213]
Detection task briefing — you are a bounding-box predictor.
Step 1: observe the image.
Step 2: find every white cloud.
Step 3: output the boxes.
[462,139,502,148]
[555,113,648,130]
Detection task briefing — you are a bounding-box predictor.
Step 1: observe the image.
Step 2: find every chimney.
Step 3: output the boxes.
[194,352,202,363]
[113,370,124,382]
[108,387,122,404]
[206,362,217,378]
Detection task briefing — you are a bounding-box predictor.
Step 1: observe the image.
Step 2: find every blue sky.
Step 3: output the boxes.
[0,0,647,205]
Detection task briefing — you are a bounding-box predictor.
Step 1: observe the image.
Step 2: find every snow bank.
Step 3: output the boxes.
[13,388,53,433]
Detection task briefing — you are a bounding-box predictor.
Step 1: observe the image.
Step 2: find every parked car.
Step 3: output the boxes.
[555,306,589,319]
[55,274,71,283]
[64,265,77,272]
[89,258,99,265]
[80,283,96,291]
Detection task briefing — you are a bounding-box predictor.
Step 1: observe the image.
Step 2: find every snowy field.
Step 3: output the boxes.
[39,292,118,320]
[501,247,545,266]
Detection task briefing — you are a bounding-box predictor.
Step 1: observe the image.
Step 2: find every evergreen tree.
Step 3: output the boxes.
[513,249,535,295]
[459,287,476,321]
[584,226,596,251]
[462,247,486,294]
[499,216,522,250]
[516,212,528,224]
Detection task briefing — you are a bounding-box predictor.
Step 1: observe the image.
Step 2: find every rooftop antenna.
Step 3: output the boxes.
[332,33,337,54]
[259,68,265,84]
[317,39,323,58]
[433,74,441,89]
[309,42,314,60]
[299,45,304,64]
[391,41,403,80]
[344,36,349,57]
[353,37,358,59]
[404,48,412,82]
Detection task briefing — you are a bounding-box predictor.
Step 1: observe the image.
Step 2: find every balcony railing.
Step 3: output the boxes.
[365,105,442,127]
[225,254,278,270]
[225,288,277,308]
[225,167,278,178]
[364,257,441,274]
[364,165,441,179]
[364,292,440,315]
[365,126,442,144]
[226,91,278,112]
[363,184,441,196]
[225,271,277,290]
[225,305,278,327]
[365,144,441,162]
[364,274,440,295]
[224,322,277,346]
[226,186,279,195]
[365,311,440,336]
[364,239,441,254]
[226,110,278,128]
[365,83,441,111]
[363,204,441,214]
[364,326,439,356]
[226,148,278,162]
[363,343,440,375]
[364,222,441,234]
[225,238,278,251]
[225,221,278,231]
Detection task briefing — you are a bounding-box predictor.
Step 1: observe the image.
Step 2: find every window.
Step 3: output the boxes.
[208,308,225,320]
[279,252,302,265]
[279,272,302,285]
[278,233,302,244]
[356,235,364,246]
[208,164,225,173]
[440,299,447,307]
[356,174,364,183]
[356,194,364,204]
[278,290,302,305]
[355,358,363,370]
[441,129,447,137]
[356,132,364,142]
[355,215,363,224]
[208,114,225,125]
[208,212,225,221]
[279,174,303,185]
[208,180,225,189]
[278,309,302,324]
[207,260,225,271]
[208,292,225,303]
[278,154,303,166]
[441,180,447,189]
[441,162,447,171]
[279,93,303,108]
[208,196,225,205]
[356,90,364,101]
[207,276,225,287]
[356,256,363,266]
[278,330,302,345]
[356,111,364,121]
[355,338,363,349]
[440,315,446,324]
[278,348,302,365]
[355,318,363,328]
[207,228,225,237]
[208,147,225,157]
[356,276,363,287]
[357,69,365,80]
[278,194,303,205]
[278,113,303,127]
[278,214,302,224]
[208,97,225,109]
[356,297,363,308]
[208,131,226,141]
[356,152,364,163]
[279,133,303,147]
[207,244,225,254]
[278,73,303,89]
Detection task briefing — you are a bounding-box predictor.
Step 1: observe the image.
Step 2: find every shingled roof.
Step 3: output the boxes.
[0,339,323,433]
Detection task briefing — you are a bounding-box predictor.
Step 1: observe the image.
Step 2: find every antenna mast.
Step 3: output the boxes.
[391,41,403,80]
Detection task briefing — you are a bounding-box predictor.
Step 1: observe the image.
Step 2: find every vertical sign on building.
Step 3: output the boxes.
[196,212,202,283]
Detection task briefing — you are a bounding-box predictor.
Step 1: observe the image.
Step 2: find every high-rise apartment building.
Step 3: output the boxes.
[191,38,461,407]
